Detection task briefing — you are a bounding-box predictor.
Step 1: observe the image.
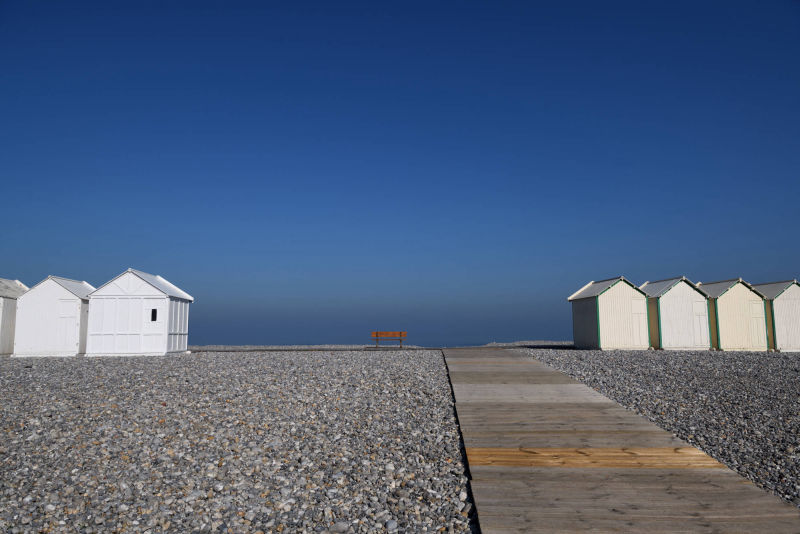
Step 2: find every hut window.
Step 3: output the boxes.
[151,309,158,322]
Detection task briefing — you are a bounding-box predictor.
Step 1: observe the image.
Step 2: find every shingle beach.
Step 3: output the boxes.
[0,350,476,533]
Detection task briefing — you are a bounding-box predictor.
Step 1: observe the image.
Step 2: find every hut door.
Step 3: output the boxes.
[749,301,764,348]
[57,299,78,351]
[693,301,709,347]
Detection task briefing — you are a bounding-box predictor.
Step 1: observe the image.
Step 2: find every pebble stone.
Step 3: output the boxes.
[0,350,478,532]
[519,348,800,507]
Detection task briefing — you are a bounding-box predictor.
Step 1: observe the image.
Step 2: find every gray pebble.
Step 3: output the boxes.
[0,350,478,532]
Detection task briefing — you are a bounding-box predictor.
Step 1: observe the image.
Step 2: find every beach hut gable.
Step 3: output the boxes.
[90,268,194,301]
[568,276,645,301]
[25,276,94,300]
[640,276,707,299]
[753,280,799,300]
[696,278,765,299]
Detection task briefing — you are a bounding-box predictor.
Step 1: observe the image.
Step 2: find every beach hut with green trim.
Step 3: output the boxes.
[568,277,649,350]
[752,280,800,352]
[696,278,768,352]
[639,277,710,350]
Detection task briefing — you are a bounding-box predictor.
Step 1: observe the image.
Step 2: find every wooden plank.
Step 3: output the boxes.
[455,402,663,430]
[466,446,725,469]
[456,402,686,448]
[448,370,578,384]
[455,402,681,448]
[462,430,686,449]
[469,465,758,487]
[452,383,613,404]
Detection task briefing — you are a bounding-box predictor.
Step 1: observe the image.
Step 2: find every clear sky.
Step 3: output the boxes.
[1,1,798,346]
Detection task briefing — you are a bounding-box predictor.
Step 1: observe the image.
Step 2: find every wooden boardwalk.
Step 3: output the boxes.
[444,348,800,533]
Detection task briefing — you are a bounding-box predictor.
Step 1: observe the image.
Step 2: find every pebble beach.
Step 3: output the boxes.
[0,350,476,533]
[5,345,799,532]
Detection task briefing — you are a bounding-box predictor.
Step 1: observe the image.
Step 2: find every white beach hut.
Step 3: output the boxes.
[696,278,767,352]
[753,280,800,352]
[568,277,649,350]
[13,276,95,357]
[0,278,29,355]
[640,277,710,350]
[86,268,193,356]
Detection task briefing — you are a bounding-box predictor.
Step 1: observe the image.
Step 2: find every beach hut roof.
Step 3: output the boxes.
[696,278,764,299]
[0,278,28,299]
[752,280,799,300]
[568,276,645,301]
[640,276,705,298]
[91,268,194,302]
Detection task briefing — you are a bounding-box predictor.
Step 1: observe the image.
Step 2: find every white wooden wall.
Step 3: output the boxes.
[14,279,85,357]
[717,283,767,351]
[167,297,190,352]
[87,296,169,355]
[774,284,800,352]
[598,282,649,350]
[659,281,710,350]
[571,298,599,349]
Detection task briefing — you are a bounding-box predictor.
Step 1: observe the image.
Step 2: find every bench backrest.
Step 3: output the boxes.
[372,331,407,338]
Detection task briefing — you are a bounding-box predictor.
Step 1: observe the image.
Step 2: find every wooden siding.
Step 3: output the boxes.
[766,300,776,351]
[659,281,710,350]
[571,298,599,349]
[717,283,767,351]
[167,298,190,352]
[646,298,660,349]
[598,281,649,350]
[774,284,800,352]
[708,300,720,349]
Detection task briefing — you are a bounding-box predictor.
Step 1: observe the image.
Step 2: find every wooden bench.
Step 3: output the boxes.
[371,331,407,348]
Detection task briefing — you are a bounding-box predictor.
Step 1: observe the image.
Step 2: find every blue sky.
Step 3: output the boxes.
[1,1,798,346]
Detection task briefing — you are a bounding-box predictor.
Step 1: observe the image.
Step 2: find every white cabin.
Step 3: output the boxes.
[0,278,29,355]
[568,277,649,350]
[86,268,193,356]
[697,278,767,352]
[13,276,95,357]
[753,280,800,352]
[640,277,710,350]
